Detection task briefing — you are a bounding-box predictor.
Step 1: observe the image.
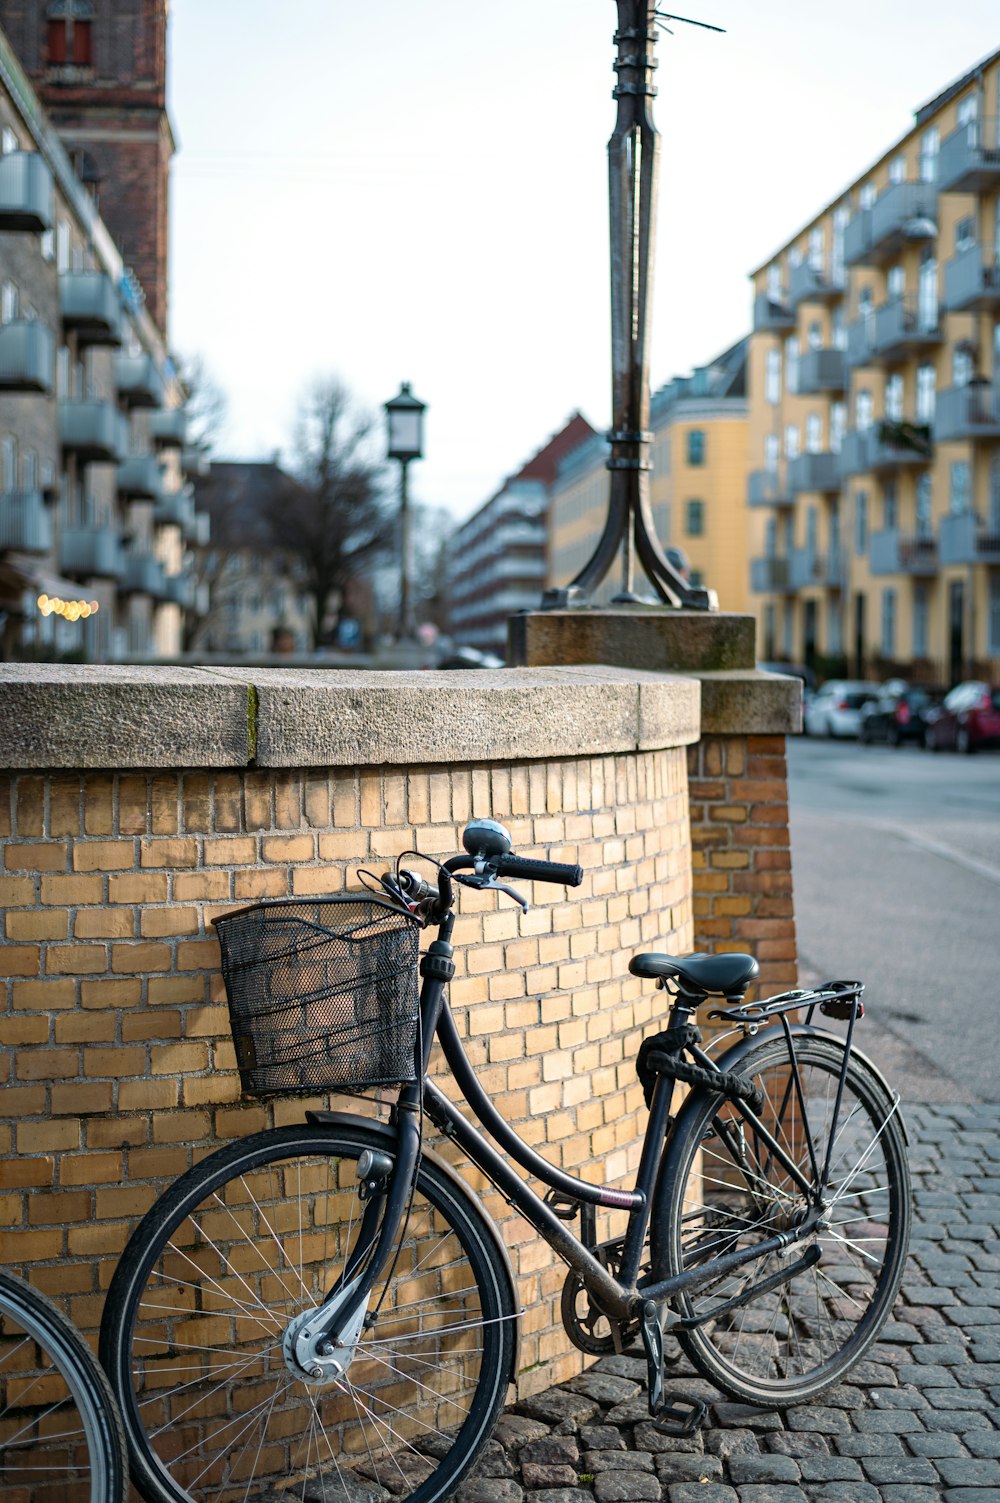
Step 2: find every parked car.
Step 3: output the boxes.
[803,680,880,738]
[858,681,939,746]
[436,646,505,670]
[923,681,1000,753]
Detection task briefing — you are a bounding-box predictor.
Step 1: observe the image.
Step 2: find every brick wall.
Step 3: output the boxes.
[0,746,695,1392]
[688,733,797,1005]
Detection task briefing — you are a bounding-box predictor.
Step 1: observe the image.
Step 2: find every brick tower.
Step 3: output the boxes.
[0,0,174,334]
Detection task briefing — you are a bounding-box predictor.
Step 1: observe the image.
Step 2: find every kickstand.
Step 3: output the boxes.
[638,1299,708,1438]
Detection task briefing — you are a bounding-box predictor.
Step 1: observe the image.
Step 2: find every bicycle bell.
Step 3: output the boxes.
[463,819,512,858]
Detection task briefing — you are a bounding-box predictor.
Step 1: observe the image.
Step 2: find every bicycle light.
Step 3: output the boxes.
[463,819,512,858]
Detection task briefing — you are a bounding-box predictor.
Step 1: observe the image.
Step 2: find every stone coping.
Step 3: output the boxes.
[0,663,705,770]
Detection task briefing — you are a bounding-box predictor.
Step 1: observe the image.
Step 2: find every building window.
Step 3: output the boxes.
[913,583,929,659]
[806,413,823,453]
[827,596,843,655]
[0,281,17,324]
[889,154,907,184]
[765,349,781,404]
[47,2,94,66]
[887,264,905,299]
[830,401,846,453]
[953,344,974,387]
[855,490,868,555]
[686,429,705,466]
[764,432,779,472]
[950,460,971,515]
[859,182,877,209]
[767,263,782,301]
[807,319,822,351]
[880,589,896,658]
[856,390,873,431]
[989,576,1000,656]
[955,215,976,254]
[784,424,799,460]
[885,373,904,423]
[1,436,16,491]
[0,127,17,155]
[785,336,799,394]
[22,449,37,489]
[916,472,933,537]
[919,125,939,183]
[957,93,978,128]
[916,364,936,424]
[883,480,898,530]
[685,499,704,536]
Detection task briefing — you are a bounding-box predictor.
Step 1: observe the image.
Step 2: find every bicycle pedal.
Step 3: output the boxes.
[543,1189,581,1221]
[651,1396,708,1437]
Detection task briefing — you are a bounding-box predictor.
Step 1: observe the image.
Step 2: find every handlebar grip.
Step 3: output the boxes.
[494,854,584,887]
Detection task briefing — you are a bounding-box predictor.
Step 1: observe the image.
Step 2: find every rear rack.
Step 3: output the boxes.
[707,978,865,1028]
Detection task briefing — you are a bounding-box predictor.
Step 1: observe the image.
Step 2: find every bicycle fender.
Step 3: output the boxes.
[305,1109,521,1363]
[684,1025,910,1146]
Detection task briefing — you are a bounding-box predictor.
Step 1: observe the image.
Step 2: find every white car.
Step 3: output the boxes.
[803,680,880,738]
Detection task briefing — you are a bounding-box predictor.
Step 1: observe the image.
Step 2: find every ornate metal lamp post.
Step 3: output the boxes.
[384,382,427,638]
[544,2,716,611]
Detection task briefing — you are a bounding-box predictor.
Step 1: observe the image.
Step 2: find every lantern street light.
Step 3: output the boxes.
[384,381,427,639]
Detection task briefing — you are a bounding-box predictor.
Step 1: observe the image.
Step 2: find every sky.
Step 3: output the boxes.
[166,2,1000,523]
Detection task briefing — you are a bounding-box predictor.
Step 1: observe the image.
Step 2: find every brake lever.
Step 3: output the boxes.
[453,871,529,913]
[492,880,529,913]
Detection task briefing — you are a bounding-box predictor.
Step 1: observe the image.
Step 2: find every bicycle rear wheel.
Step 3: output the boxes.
[0,1269,127,1503]
[656,1032,910,1406]
[99,1121,517,1503]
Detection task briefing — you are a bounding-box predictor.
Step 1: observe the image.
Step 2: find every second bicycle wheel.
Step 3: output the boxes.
[100,1120,518,1503]
[0,1270,127,1503]
[655,1032,910,1406]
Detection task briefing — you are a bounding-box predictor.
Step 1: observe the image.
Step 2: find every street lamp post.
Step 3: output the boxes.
[542,1,716,611]
[384,382,426,639]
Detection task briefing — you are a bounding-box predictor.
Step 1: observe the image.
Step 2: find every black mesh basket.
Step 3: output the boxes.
[213,895,421,1097]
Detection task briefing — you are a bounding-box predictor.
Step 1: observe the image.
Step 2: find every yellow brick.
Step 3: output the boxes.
[12,978,76,1010]
[111,941,171,974]
[1,943,40,975]
[74,909,134,939]
[95,1185,158,1220]
[151,1042,209,1075]
[16,1119,79,1153]
[213,772,243,832]
[127,1145,190,1179]
[73,840,133,872]
[7,909,67,941]
[121,1009,182,1041]
[84,1046,146,1077]
[54,1013,115,1044]
[83,776,114,835]
[48,780,82,837]
[291,867,343,896]
[5,842,67,872]
[182,1073,240,1106]
[108,872,168,904]
[50,1081,115,1115]
[204,836,256,865]
[318,831,363,861]
[140,837,198,868]
[0,1228,64,1262]
[86,1118,145,1148]
[15,778,45,837]
[140,907,199,938]
[244,771,272,830]
[184,1005,229,1037]
[59,1152,121,1186]
[152,1108,210,1143]
[118,775,150,835]
[0,1015,48,1046]
[68,1222,128,1258]
[0,875,36,905]
[119,1077,178,1111]
[172,871,230,901]
[234,869,287,899]
[40,873,102,905]
[261,834,315,863]
[182,774,212,833]
[150,776,179,834]
[147,975,204,1005]
[80,978,141,1009]
[0,1155,54,1189]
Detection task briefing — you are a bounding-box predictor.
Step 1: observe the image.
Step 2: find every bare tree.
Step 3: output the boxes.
[270,377,392,647]
[175,353,227,457]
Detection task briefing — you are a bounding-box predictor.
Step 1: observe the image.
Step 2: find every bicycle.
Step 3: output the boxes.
[0,1267,127,1502]
[99,817,911,1503]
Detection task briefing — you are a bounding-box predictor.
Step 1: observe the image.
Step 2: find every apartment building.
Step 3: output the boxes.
[447,412,595,656]
[749,49,1000,684]
[0,19,202,661]
[548,340,749,609]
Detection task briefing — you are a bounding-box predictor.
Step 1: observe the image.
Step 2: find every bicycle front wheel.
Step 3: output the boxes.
[100,1121,517,1503]
[656,1033,910,1406]
[0,1270,127,1503]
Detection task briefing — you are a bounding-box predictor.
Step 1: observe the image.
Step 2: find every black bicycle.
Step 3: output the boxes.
[100,818,911,1503]
[0,1268,127,1502]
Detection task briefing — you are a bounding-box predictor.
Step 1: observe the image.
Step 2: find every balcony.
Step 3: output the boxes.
[844,182,937,267]
[840,422,933,477]
[0,151,52,232]
[0,491,52,553]
[870,529,938,576]
[752,292,796,333]
[751,555,792,593]
[59,525,126,579]
[937,118,1000,194]
[154,489,194,530]
[118,454,164,500]
[846,316,875,368]
[789,547,819,590]
[60,401,126,463]
[796,348,846,393]
[939,511,1000,565]
[59,271,122,347]
[150,408,187,448]
[161,571,195,609]
[121,552,167,597]
[0,320,54,393]
[115,353,166,409]
[788,260,845,306]
[815,548,845,588]
[747,469,792,508]
[789,451,840,494]
[933,383,1000,442]
[942,243,1000,313]
[868,295,942,365]
[190,511,210,546]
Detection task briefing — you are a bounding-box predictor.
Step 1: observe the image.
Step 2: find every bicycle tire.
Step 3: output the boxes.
[0,1268,127,1503]
[654,1032,910,1406]
[99,1120,518,1503]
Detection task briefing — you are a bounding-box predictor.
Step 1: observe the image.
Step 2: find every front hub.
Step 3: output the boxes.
[281,1282,370,1387]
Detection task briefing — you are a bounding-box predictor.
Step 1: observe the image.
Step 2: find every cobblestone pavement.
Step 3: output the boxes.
[458,1101,1000,1503]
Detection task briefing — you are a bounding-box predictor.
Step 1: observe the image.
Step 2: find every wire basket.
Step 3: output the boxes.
[213,895,421,1097]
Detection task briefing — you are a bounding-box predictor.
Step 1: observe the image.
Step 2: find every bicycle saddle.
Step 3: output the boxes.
[629,950,759,1001]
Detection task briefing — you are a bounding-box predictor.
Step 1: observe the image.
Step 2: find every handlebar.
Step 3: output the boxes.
[494,853,583,887]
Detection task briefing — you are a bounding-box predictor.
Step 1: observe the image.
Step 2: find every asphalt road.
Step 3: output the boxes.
[787,734,1000,1103]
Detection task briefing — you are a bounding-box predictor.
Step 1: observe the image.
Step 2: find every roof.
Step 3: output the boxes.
[191,461,309,549]
[914,46,1000,125]
[513,412,597,485]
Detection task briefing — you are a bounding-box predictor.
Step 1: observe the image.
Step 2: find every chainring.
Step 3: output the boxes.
[560,1236,641,1355]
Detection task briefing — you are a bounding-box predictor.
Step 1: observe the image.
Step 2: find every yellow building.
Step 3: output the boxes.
[749,49,1000,685]
[548,339,749,610]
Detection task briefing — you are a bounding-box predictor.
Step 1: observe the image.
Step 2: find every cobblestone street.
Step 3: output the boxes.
[458,1101,1000,1503]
